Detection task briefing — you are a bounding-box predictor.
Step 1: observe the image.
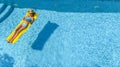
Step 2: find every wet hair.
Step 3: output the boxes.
[28,9,35,14]
[30,13,35,17]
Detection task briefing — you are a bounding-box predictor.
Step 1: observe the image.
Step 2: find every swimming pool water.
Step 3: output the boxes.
[0,0,120,67]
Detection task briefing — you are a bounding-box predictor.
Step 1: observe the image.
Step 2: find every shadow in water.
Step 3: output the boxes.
[0,6,14,23]
[31,21,59,51]
[0,53,14,67]
[1,0,120,12]
[0,4,7,14]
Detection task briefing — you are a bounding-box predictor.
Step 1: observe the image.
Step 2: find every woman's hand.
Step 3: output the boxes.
[15,25,22,31]
[23,16,26,20]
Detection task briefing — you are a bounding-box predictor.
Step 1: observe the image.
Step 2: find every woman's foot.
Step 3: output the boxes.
[7,40,13,43]
[9,41,13,43]
[7,41,11,43]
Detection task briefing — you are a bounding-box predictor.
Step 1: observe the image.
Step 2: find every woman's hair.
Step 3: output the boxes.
[28,9,35,14]
[31,13,35,17]
[28,9,35,17]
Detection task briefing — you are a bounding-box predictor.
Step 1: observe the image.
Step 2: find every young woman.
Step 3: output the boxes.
[8,9,35,43]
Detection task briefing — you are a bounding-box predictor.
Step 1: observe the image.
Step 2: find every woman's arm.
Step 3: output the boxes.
[15,24,22,31]
[23,16,27,20]
[30,18,34,24]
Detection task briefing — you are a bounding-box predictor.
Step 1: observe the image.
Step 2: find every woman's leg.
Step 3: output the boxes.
[8,25,22,42]
[9,26,25,43]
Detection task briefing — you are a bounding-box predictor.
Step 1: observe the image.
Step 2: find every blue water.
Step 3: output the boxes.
[0,0,120,67]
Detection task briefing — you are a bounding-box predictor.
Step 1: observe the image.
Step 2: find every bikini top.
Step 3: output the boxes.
[26,16,32,23]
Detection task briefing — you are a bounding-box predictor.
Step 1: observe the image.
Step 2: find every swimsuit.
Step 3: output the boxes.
[22,23,27,27]
[22,17,32,27]
[26,17,32,22]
